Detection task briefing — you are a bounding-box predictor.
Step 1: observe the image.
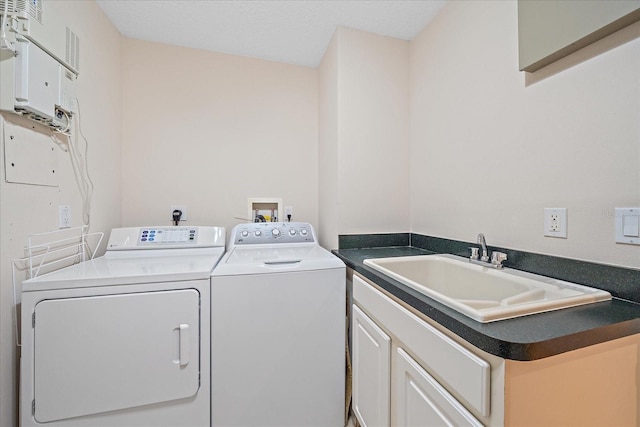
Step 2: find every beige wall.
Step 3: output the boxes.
[410,1,640,268]
[318,27,411,248]
[121,39,318,234]
[2,1,639,425]
[0,2,123,425]
[318,33,340,248]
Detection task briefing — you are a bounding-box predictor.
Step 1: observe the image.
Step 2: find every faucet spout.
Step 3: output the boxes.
[477,233,489,262]
[470,233,507,269]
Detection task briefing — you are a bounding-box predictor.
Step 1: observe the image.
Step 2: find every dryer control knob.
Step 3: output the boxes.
[289,229,297,236]
[272,228,281,237]
[300,229,308,236]
[241,230,249,238]
[254,230,262,237]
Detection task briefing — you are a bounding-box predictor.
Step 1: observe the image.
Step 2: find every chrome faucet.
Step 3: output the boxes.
[469,233,507,269]
[477,233,489,262]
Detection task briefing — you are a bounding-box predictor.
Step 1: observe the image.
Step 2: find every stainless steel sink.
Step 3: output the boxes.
[363,254,611,322]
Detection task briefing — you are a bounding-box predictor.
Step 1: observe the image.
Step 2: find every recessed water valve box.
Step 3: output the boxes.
[248,198,282,222]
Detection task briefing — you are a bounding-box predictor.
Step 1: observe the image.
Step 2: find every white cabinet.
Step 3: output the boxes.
[352,273,491,426]
[352,270,640,427]
[394,348,483,427]
[352,305,391,427]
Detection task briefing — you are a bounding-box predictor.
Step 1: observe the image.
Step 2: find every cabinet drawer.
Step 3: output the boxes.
[354,274,490,417]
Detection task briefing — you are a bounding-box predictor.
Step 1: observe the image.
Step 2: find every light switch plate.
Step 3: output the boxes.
[615,208,640,245]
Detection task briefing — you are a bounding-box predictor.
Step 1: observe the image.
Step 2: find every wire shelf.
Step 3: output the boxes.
[12,226,104,346]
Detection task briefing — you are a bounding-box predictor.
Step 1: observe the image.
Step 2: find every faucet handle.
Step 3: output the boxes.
[491,251,508,267]
[469,247,479,260]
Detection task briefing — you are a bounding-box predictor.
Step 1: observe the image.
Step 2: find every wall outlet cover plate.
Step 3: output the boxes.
[544,208,567,238]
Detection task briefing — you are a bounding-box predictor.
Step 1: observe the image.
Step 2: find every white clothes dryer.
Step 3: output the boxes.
[20,226,225,427]
[210,222,345,427]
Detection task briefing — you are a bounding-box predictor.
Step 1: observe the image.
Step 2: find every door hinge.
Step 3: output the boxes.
[32,399,35,415]
[32,312,35,328]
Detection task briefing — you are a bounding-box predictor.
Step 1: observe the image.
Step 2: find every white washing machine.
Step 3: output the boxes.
[20,226,225,427]
[210,222,346,427]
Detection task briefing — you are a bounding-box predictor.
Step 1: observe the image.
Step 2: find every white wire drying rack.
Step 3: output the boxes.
[11,226,104,346]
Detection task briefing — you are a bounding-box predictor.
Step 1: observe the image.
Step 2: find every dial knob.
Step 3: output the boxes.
[241,230,249,238]
[254,230,262,237]
[300,229,308,236]
[271,228,281,237]
[289,229,297,236]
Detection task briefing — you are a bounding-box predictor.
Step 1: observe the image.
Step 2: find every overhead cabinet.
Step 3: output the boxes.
[518,0,640,72]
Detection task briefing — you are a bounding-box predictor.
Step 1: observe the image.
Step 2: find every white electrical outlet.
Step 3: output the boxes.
[285,206,293,220]
[544,208,567,238]
[58,205,71,229]
[171,205,187,222]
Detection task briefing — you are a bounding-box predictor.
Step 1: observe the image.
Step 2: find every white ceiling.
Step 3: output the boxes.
[96,0,447,68]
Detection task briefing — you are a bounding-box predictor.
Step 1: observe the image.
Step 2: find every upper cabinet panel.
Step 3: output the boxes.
[518,0,640,72]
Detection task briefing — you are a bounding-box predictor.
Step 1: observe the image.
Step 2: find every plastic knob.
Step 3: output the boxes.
[254,230,262,237]
[289,229,297,236]
[272,228,281,237]
[241,230,249,238]
[300,229,308,236]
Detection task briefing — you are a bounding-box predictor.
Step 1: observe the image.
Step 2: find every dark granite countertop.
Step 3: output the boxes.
[334,246,640,361]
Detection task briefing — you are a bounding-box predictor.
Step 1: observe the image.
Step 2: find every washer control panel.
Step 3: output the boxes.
[137,227,198,245]
[233,222,315,245]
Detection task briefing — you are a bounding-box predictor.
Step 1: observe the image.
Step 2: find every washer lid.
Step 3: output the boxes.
[212,244,344,275]
[224,244,330,264]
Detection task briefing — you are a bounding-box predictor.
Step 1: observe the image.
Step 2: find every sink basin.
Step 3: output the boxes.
[363,254,611,322]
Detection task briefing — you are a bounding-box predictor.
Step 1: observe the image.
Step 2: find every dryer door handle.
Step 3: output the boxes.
[178,323,190,367]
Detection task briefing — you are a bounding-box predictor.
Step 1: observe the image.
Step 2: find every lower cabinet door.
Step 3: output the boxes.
[394,348,483,427]
[352,305,391,427]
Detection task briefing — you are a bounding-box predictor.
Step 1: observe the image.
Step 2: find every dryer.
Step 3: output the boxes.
[210,222,345,427]
[20,226,225,427]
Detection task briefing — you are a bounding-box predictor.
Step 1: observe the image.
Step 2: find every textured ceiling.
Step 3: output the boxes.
[96,0,447,68]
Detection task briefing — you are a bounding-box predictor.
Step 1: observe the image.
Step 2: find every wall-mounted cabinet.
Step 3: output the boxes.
[518,0,640,72]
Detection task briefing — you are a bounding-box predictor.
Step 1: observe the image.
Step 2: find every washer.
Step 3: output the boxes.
[20,226,225,427]
[210,222,346,427]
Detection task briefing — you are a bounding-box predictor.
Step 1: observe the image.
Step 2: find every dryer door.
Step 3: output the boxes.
[32,289,200,423]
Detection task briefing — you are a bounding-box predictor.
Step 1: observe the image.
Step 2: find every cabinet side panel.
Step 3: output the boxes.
[505,334,640,426]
